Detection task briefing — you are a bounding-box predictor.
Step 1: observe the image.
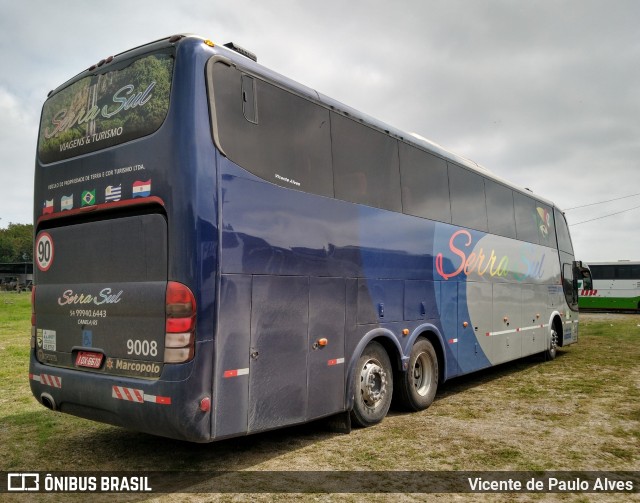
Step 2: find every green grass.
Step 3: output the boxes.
[1,296,639,500]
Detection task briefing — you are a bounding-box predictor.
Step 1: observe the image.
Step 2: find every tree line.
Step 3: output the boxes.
[0,223,33,263]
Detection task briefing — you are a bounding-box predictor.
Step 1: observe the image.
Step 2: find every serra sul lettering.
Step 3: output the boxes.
[435,229,546,281]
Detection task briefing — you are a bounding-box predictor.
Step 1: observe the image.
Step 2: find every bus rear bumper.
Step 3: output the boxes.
[28,345,214,443]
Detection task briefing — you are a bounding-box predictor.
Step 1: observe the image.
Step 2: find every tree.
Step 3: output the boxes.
[0,223,33,262]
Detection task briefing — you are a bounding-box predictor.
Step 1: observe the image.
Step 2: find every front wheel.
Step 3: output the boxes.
[545,328,558,360]
[351,341,393,428]
[396,338,438,411]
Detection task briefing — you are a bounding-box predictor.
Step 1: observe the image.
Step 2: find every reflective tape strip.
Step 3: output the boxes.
[486,329,512,336]
[327,358,345,366]
[223,368,249,378]
[486,324,548,337]
[111,386,171,405]
[144,394,172,405]
[448,338,458,344]
[30,373,62,388]
[113,386,143,403]
[520,324,547,332]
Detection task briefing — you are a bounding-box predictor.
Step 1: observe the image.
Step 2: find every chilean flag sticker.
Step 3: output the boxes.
[132,180,151,198]
[42,199,54,215]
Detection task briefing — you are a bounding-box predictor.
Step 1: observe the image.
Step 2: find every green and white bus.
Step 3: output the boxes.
[579,261,640,311]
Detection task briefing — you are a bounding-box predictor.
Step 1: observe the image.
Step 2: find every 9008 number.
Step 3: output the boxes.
[126,339,158,357]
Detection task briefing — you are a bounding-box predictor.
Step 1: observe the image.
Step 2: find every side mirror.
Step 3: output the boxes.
[574,261,592,290]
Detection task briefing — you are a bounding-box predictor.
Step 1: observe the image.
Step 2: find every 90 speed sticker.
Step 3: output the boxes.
[36,232,54,272]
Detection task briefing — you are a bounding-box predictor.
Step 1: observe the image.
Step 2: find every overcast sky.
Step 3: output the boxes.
[1,0,638,262]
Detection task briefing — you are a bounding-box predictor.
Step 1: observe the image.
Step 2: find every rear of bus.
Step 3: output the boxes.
[30,36,218,442]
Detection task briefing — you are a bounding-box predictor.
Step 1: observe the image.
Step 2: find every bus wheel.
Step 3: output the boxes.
[545,328,558,360]
[351,341,393,427]
[397,338,438,411]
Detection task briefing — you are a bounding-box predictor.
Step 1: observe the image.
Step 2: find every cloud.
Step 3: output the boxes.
[0,87,37,225]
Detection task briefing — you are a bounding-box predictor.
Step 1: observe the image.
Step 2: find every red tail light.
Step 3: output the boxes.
[164,282,196,363]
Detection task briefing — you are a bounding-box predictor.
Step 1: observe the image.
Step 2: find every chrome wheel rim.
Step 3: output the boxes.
[413,352,432,397]
[360,358,388,409]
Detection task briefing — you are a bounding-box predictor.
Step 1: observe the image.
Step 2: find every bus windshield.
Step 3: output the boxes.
[37,50,174,164]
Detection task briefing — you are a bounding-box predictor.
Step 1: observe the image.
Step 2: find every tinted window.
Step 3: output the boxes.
[399,143,451,222]
[39,51,174,163]
[616,265,632,279]
[485,180,516,238]
[590,265,613,279]
[536,203,557,248]
[554,208,574,254]
[332,113,401,212]
[210,62,334,197]
[448,163,487,231]
[514,192,539,244]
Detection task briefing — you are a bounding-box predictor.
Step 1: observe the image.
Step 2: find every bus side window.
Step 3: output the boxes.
[331,113,402,212]
[209,62,334,198]
[448,163,488,232]
[485,179,516,238]
[554,208,574,255]
[535,202,557,248]
[241,74,257,124]
[514,192,539,245]
[399,143,451,223]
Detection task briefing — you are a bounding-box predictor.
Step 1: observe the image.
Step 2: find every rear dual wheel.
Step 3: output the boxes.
[397,338,438,411]
[351,338,439,427]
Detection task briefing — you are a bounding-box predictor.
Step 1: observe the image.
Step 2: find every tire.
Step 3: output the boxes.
[545,327,558,360]
[350,341,393,428]
[397,338,438,411]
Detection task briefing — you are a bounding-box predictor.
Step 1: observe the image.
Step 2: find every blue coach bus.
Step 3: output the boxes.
[31,35,588,442]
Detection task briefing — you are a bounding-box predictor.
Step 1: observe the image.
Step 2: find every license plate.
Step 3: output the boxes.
[76,351,104,369]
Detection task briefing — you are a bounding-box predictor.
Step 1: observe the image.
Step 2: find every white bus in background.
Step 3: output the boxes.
[579,261,640,311]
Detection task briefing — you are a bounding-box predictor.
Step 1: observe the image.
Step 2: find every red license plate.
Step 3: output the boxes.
[76,351,104,369]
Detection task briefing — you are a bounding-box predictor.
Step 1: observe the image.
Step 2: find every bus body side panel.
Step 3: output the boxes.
[492,283,523,365]
[214,274,251,438]
[307,277,347,419]
[248,275,309,432]
[521,284,550,355]
[438,281,461,379]
[216,157,480,432]
[457,282,493,373]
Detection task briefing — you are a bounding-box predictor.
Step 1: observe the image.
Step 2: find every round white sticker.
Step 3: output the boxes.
[36,232,54,272]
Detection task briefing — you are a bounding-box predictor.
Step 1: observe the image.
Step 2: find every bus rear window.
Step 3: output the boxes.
[37,51,174,164]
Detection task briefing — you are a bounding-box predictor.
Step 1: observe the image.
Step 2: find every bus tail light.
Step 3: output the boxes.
[164,282,196,363]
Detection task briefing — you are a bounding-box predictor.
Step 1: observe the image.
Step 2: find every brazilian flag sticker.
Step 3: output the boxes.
[81,189,96,207]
